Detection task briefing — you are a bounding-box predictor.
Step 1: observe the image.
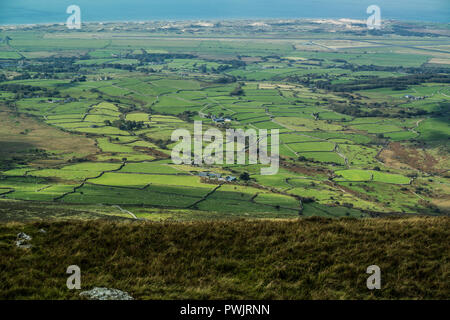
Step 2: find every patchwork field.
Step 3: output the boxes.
[0,19,449,220]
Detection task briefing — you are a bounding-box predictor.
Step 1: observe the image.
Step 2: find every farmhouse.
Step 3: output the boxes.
[404,95,427,100]
[212,116,224,123]
[211,116,232,124]
[209,172,222,179]
[198,172,237,182]
[198,172,221,178]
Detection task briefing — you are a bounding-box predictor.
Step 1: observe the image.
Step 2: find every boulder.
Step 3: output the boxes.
[16,232,32,249]
[17,232,32,241]
[79,287,134,300]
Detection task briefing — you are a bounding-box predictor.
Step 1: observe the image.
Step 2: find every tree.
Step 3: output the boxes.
[230,85,244,96]
[239,172,250,181]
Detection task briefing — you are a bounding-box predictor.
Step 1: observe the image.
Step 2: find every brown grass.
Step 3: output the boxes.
[379,142,440,174]
[0,217,448,300]
[0,111,98,165]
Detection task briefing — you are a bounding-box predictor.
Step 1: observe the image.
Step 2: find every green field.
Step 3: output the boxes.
[0,19,449,219]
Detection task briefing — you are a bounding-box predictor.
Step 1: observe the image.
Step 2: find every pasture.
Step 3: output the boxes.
[0,21,449,218]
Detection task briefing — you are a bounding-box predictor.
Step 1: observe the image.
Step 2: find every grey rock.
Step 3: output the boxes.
[15,241,32,248]
[16,232,32,248]
[79,287,134,300]
[39,228,47,234]
[17,232,32,241]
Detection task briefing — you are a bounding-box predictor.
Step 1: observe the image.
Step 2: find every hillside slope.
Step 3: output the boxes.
[0,217,448,299]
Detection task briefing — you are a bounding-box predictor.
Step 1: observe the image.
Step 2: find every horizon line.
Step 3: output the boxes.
[0,17,444,28]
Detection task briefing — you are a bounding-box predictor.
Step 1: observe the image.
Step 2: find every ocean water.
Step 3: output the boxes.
[0,0,448,25]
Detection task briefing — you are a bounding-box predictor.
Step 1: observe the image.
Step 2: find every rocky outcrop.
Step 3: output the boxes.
[16,232,32,249]
[79,287,134,300]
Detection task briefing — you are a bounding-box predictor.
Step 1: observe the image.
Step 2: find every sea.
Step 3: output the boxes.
[0,0,448,25]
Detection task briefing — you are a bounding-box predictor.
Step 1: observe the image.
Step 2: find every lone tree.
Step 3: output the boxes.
[230,85,244,96]
[239,172,250,181]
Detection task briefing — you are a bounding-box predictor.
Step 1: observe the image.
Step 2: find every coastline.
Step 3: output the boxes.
[0,17,446,28]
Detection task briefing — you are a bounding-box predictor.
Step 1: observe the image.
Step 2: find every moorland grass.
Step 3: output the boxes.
[0,217,448,300]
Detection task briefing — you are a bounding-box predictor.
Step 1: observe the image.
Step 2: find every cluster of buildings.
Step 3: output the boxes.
[95,75,112,81]
[198,171,237,182]
[211,116,232,123]
[46,97,77,104]
[404,95,428,100]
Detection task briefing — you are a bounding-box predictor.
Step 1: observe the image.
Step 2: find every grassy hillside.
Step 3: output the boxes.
[0,217,448,300]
